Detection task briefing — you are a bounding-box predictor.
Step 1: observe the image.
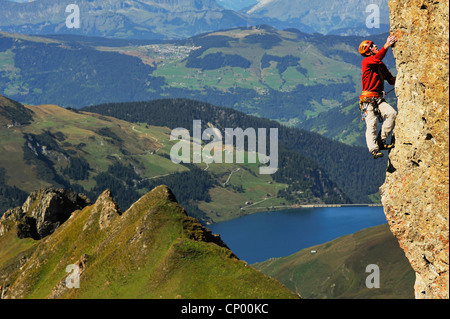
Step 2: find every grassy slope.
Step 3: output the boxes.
[0,186,298,299]
[1,103,174,191]
[253,224,415,299]
[164,28,357,86]
[0,101,297,222]
[154,27,360,108]
[0,225,37,284]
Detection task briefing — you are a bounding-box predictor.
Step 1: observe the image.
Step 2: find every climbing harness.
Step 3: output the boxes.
[359,88,395,122]
[359,91,380,121]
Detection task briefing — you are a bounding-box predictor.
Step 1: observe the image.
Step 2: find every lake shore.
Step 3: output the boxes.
[209,206,387,264]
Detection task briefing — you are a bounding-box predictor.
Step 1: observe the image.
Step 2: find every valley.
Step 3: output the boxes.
[2,95,355,225]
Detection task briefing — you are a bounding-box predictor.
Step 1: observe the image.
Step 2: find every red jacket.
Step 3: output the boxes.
[361,46,395,94]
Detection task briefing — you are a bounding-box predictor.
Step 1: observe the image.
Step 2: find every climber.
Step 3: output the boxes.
[359,35,398,159]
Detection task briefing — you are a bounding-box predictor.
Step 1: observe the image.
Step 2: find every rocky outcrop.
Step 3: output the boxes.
[94,189,122,230]
[0,188,91,239]
[380,0,449,299]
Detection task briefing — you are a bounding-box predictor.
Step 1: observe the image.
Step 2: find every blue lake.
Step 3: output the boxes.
[208,206,387,264]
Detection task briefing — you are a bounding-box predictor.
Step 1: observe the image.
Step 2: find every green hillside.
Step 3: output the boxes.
[301,95,397,146]
[253,224,415,299]
[1,95,350,223]
[0,185,298,299]
[155,26,360,110]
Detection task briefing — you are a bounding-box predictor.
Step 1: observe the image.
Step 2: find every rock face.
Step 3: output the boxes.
[380,0,449,299]
[94,189,122,230]
[0,188,91,239]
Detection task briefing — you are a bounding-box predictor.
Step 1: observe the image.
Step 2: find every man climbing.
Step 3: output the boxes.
[359,35,398,159]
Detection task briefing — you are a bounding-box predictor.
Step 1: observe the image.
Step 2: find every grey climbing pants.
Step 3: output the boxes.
[364,98,397,154]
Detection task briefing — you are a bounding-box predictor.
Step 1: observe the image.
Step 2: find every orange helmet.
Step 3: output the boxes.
[358,40,373,56]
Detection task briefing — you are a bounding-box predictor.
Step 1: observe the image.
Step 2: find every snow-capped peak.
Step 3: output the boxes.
[246,0,277,14]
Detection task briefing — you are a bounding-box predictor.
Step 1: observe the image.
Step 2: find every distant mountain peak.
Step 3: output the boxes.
[246,0,390,35]
[246,0,275,14]
[0,0,252,39]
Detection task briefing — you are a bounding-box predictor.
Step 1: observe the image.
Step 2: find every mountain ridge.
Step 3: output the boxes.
[0,184,299,299]
[0,0,391,37]
[0,187,91,240]
[0,0,257,40]
[245,0,390,36]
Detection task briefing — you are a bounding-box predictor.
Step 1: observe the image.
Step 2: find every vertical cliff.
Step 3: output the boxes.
[380,0,449,298]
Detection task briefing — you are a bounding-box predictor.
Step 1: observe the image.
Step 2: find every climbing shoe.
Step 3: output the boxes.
[379,142,394,151]
[372,150,384,159]
[377,137,394,151]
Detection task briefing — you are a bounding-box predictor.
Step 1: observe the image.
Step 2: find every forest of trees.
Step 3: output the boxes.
[0,168,28,216]
[62,157,91,181]
[1,38,166,108]
[243,32,283,49]
[186,52,252,70]
[261,54,300,74]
